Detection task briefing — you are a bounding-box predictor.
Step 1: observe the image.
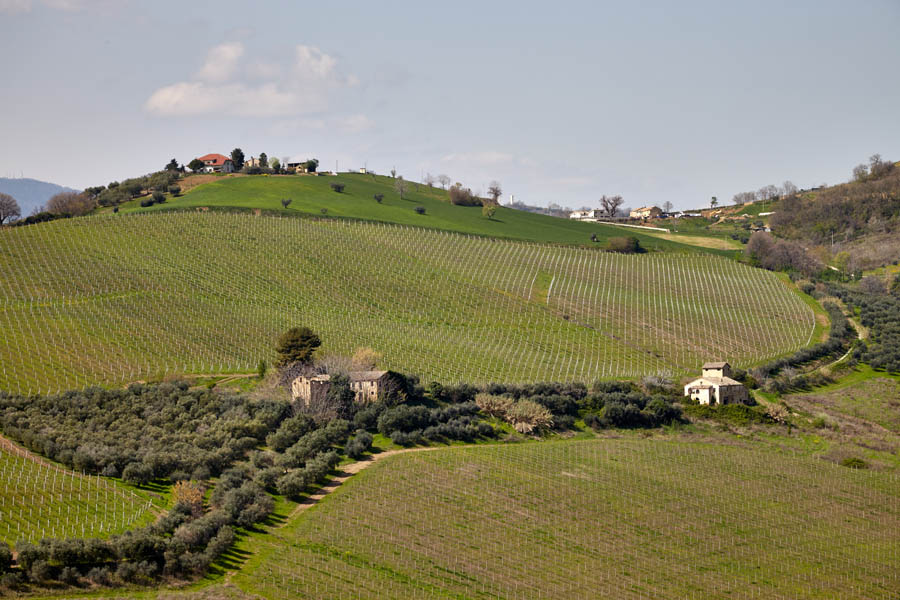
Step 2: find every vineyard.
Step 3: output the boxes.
[0,212,816,394]
[238,438,900,599]
[0,440,159,545]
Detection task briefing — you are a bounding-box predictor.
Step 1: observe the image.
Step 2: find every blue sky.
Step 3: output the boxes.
[1,0,898,210]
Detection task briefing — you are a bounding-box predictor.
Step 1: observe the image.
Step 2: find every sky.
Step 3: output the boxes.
[1,0,899,210]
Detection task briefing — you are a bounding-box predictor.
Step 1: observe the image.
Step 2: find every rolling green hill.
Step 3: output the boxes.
[124,173,724,253]
[237,438,900,599]
[0,212,814,395]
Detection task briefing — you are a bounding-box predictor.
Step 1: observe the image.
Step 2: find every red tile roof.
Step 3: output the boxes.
[197,153,232,166]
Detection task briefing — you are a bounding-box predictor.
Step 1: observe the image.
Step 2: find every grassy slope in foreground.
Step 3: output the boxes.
[236,438,899,600]
[127,173,720,252]
[0,212,815,394]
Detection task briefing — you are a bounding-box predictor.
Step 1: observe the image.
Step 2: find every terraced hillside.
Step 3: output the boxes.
[0,212,815,394]
[0,439,159,544]
[240,439,900,599]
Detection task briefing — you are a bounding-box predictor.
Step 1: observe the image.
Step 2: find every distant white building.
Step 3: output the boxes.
[570,209,598,221]
[683,362,749,405]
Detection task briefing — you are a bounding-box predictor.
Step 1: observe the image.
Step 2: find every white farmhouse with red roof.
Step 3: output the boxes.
[196,153,234,174]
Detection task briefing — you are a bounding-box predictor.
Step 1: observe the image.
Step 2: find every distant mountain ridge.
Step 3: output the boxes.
[0,177,80,216]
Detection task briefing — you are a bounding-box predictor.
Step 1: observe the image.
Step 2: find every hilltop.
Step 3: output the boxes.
[117,172,725,253]
[0,177,79,216]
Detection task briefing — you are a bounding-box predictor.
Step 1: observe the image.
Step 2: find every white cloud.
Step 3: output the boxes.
[196,42,244,83]
[145,42,356,117]
[294,45,337,79]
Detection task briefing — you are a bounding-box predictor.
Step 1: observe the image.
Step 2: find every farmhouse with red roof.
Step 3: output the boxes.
[195,153,234,174]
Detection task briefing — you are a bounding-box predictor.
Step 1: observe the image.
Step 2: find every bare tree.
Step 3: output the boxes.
[390,168,397,178]
[781,180,798,196]
[47,191,95,216]
[852,164,868,182]
[662,200,673,213]
[600,195,624,217]
[0,193,21,224]
[394,176,408,199]
[437,174,450,190]
[487,181,502,204]
[424,173,436,187]
[732,191,756,205]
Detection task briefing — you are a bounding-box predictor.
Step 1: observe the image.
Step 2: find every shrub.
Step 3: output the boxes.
[840,457,868,469]
[374,194,384,203]
[152,191,166,204]
[448,184,481,206]
[506,399,553,434]
[414,206,426,214]
[606,236,643,253]
[0,542,11,572]
[377,405,431,436]
[330,183,345,193]
[122,462,154,486]
[346,431,373,459]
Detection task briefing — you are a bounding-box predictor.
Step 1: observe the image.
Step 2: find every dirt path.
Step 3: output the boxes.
[282,447,442,524]
[818,309,867,374]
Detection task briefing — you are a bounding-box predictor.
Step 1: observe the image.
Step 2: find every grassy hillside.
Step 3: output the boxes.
[236,438,899,599]
[0,440,160,545]
[123,173,720,253]
[0,212,815,394]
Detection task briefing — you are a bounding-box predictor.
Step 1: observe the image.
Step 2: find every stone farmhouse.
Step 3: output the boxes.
[683,362,749,405]
[291,371,389,406]
[197,153,234,173]
[630,206,662,219]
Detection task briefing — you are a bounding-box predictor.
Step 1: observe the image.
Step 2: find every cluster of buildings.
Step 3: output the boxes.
[193,153,318,174]
[288,362,747,409]
[569,206,679,222]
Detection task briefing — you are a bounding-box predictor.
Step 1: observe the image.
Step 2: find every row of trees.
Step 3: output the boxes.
[731,181,798,206]
[2,168,183,226]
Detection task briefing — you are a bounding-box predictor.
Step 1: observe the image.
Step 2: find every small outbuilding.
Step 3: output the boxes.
[683,361,749,405]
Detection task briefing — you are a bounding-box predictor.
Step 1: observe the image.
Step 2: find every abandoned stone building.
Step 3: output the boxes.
[291,370,389,406]
[683,361,749,405]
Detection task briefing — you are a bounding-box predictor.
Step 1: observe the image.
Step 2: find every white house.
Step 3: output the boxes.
[683,362,749,405]
[196,153,234,173]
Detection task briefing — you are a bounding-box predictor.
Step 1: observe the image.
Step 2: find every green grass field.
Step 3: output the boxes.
[0,212,815,394]
[234,438,899,599]
[124,173,724,253]
[0,441,162,545]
